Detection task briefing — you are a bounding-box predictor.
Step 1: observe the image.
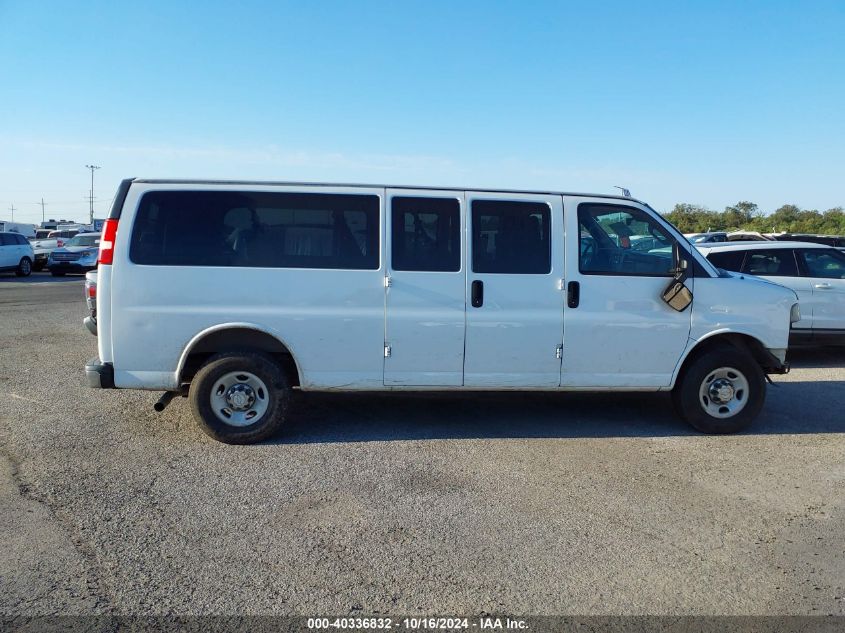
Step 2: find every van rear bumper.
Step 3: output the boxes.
[85,357,115,388]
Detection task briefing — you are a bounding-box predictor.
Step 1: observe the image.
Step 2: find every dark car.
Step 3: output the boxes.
[769,233,845,247]
[47,232,100,276]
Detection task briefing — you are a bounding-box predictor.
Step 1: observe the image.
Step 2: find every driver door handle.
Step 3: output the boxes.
[814,283,832,290]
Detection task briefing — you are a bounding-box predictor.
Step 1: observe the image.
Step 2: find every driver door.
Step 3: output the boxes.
[561,197,693,388]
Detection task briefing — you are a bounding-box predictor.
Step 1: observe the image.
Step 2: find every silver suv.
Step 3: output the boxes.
[0,232,34,276]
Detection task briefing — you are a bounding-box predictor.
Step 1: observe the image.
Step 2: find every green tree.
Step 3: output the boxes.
[662,201,844,236]
[769,204,802,232]
[820,207,845,234]
[664,203,715,233]
[723,201,759,230]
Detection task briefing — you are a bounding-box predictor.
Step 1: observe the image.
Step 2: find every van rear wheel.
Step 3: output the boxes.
[189,352,290,444]
[673,347,766,434]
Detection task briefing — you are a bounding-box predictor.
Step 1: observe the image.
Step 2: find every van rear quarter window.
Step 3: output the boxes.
[129,191,379,269]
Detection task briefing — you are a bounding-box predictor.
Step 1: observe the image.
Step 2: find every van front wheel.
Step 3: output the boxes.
[673,347,765,434]
[189,352,291,444]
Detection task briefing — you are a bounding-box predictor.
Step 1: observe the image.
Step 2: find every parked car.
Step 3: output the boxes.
[46,229,80,247]
[0,231,34,276]
[629,234,669,252]
[47,232,101,276]
[84,270,98,335]
[726,231,773,242]
[86,179,798,444]
[767,233,845,248]
[684,231,728,244]
[698,241,845,346]
[30,229,82,271]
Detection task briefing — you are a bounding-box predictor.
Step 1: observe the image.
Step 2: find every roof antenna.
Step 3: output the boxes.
[614,186,632,198]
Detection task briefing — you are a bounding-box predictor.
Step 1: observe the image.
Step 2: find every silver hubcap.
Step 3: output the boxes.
[698,366,749,419]
[21,260,30,273]
[210,371,270,427]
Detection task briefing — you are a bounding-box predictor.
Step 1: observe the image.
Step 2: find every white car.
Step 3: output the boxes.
[86,179,799,444]
[684,232,728,244]
[0,231,34,276]
[698,241,845,346]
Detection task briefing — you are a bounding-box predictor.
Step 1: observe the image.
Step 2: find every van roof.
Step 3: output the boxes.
[129,178,647,205]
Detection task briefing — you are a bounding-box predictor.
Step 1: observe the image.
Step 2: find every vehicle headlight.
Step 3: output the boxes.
[790,302,801,324]
[81,250,92,258]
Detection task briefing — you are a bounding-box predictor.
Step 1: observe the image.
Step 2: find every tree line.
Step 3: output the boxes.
[661,202,845,236]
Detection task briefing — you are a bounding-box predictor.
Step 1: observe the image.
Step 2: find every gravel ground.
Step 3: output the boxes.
[1,275,843,616]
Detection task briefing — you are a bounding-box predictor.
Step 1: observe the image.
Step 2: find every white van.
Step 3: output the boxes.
[86,179,799,444]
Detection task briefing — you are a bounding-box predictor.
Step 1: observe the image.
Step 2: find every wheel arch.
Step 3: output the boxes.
[176,323,302,387]
[671,331,780,389]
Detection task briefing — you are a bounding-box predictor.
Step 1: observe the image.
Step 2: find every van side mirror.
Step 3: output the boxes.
[662,280,693,312]
[662,245,693,312]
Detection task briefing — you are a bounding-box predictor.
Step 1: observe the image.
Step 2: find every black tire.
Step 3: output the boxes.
[189,352,291,444]
[672,346,766,434]
[15,257,32,277]
[50,271,65,277]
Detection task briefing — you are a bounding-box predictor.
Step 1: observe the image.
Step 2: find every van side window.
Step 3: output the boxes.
[741,250,798,276]
[129,191,379,270]
[706,250,745,272]
[578,204,675,276]
[471,200,550,274]
[391,197,460,272]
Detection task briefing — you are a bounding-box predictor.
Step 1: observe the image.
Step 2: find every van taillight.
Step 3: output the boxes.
[98,219,118,265]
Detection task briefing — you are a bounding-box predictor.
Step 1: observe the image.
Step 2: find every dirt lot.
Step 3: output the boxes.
[1,275,843,616]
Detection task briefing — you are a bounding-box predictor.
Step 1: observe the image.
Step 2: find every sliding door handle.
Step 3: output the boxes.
[567,281,580,308]
[471,280,484,308]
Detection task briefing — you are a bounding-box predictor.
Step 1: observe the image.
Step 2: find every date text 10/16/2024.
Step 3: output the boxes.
[307,617,528,630]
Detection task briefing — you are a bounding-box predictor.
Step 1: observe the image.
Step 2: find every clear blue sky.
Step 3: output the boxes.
[1,0,843,224]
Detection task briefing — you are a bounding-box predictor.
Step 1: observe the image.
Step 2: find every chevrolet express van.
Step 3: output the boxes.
[86,179,798,444]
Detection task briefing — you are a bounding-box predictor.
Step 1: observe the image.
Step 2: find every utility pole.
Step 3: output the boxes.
[38,198,47,224]
[8,204,15,221]
[85,164,101,224]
